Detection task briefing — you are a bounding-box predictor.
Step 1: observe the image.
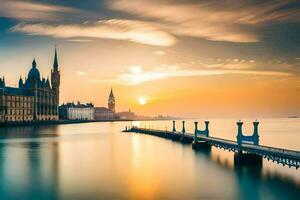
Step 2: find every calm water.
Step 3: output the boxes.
[0,119,299,200]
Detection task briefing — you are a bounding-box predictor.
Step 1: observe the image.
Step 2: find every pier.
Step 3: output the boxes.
[123,121,300,169]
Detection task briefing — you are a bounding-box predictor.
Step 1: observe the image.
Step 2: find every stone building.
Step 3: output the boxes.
[59,102,94,120]
[94,107,114,120]
[0,48,60,122]
[0,86,34,122]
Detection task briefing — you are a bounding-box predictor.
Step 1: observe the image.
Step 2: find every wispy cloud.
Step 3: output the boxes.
[154,51,165,56]
[101,65,292,85]
[129,66,143,74]
[76,71,87,76]
[11,19,176,46]
[108,0,300,43]
[0,0,77,21]
[198,58,258,70]
[68,39,92,42]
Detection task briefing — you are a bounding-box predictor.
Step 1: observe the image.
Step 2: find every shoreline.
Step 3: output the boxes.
[0,119,132,127]
[0,118,180,127]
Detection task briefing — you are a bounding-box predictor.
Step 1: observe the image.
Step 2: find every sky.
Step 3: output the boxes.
[0,0,299,118]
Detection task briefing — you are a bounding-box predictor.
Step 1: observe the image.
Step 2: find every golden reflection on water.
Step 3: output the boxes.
[129,135,159,199]
[0,120,299,199]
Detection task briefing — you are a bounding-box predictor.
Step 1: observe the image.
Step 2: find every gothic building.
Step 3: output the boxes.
[0,48,60,122]
[108,88,115,113]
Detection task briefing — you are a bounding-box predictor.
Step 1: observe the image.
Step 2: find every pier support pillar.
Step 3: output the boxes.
[234,151,262,166]
[180,136,193,144]
[171,134,181,141]
[192,141,211,151]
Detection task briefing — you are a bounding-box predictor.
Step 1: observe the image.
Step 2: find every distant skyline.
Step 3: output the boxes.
[0,0,299,117]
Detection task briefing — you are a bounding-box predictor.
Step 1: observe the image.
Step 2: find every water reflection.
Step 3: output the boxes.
[0,126,59,199]
[194,145,300,200]
[0,125,59,138]
[0,122,299,200]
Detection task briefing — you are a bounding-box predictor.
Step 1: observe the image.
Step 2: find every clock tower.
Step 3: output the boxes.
[108,88,115,113]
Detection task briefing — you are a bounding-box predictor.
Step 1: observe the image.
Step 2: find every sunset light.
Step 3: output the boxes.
[138,97,147,105]
[0,1,299,200]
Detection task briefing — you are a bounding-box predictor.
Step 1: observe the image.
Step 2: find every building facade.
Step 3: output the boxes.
[59,102,94,120]
[94,107,114,120]
[0,48,60,122]
[0,86,34,122]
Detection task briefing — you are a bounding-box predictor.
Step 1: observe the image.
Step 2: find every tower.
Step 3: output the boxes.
[108,88,115,113]
[51,47,60,119]
[51,48,60,91]
[51,48,60,94]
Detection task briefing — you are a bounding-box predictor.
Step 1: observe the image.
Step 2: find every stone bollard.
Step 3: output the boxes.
[253,121,259,145]
[204,121,209,137]
[194,122,198,143]
[182,121,186,135]
[172,120,176,132]
[237,121,243,146]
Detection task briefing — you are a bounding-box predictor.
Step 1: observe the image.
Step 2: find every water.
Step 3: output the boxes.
[0,119,299,200]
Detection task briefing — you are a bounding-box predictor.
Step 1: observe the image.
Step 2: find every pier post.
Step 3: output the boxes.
[194,122,198,143]
[172,121,176,132]
[205,121,209,137]
[235,120,262,166]
[180,121,192,143]
[253,121,259,145]
[182,121,185,135]
[237,121,243,146]
[192,121,211,151]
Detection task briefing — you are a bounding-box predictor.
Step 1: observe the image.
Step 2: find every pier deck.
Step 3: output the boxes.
[125,127,300,169]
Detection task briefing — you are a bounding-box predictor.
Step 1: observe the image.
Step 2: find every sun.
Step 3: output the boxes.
[138,97,147,105]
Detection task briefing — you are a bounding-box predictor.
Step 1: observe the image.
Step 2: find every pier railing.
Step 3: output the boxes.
[124,121,300,169]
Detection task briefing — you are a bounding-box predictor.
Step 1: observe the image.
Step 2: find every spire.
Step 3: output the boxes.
[32,59,36,68]
[53,47,58,70]
[19,75,23,88]
[0,76,4,88]
[51,46,60,92]
[46,76,50,87]
[109,88,114,98]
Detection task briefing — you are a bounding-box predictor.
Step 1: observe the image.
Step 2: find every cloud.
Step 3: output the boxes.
[108,0,300,43]
[68,39,92,42]
[129,66,143,74]
[106,65,292,85]
[0,0,77,21]
[10,19,176,46]
[76,71,87,76]
[154,51,165,55]
[201,59,257,70]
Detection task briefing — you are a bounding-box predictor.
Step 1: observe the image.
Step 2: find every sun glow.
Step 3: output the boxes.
[138,97,147,105]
